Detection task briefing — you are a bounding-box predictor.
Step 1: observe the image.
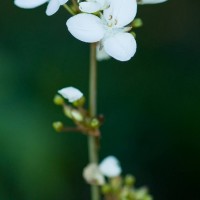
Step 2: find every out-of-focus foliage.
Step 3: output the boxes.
[0,0,200,199]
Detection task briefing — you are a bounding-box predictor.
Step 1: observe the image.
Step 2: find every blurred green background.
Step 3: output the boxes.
[1,0,200,199]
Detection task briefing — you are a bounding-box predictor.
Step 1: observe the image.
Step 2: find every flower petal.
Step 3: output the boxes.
[96,44,110,61]
[66,13,105,43]
[14,0,48,9]
[58,86,83,102]
[99,156,122,178]
[83,163,105,186]
[46,0,60,16]
[103,0,137,28]
[103,32,137,61]
[137,0,167,4]
[58,0,69,5]
[79,2,102,13]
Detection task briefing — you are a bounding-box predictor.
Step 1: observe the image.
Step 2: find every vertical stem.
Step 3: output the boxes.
[88,43,100,200]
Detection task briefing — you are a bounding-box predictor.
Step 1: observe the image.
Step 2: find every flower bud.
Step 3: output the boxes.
[101,184,111,194]
[71,110,83,122]
[63,105,73,119]
[90,118,100,128]
[130,32,136,38]
[72,96,86,107]
[52,121,64,132]
[53,95,64,105]
[58,86,83,103]
[124,174,136,186]
[132,18,143,28]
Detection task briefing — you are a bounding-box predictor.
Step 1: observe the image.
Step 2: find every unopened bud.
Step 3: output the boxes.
[72,96,86,107]
[71,110,83,122]
[130,32,136,38]
[125,174,136,186]
[90,118,100,128]
[101,184,111,194]
[52,121,64,132]
[132,18,143,28]
[63,105,73,118]
[53,95,64,105]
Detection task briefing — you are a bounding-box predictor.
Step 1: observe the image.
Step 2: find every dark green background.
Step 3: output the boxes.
[0,0,200,199]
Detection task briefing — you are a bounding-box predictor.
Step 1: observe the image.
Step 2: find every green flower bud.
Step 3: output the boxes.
[52,121,64,132]
[72,96,86,107]
[71,110,83,122]
[130,32,136,38]
[63,105,73,119]
[124,175,136,186]
[101,184,111,194]
[132,18,143,28]
[90,118,100,128]
[53,95,64,105]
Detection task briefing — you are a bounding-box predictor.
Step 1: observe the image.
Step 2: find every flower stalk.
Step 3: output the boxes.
[88,43,100,200]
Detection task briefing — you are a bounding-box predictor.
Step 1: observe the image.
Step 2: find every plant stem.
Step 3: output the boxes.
[63,4,75,15]
[88,43,100,200]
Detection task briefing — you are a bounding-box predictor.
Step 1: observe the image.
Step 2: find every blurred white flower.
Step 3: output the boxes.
[67,0,137,61]
[83,163,105,185]
[137,0,167,4]
[99,156,122,177]
[58,86,83,102]
[14,0,68,16]
[79,0,110,13]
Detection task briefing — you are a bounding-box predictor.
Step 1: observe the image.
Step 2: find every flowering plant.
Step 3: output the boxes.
[14,0,167,199]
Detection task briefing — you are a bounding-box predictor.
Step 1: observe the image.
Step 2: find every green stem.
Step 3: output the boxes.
[63,4,75,15]
[88,43,100,200]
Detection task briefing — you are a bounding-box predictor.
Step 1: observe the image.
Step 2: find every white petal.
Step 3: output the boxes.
[46,0,60,16]
[83,163,105,185]
[58,87,83,102]
[66,14,105,43]
[79,2,102,13]
[103,33,137,61]
[58,0,68,5]
[96,44,110,61]
[137,0,167,4]
[14,0,48,9]
[99,156,122,177]
[103,0,137,28]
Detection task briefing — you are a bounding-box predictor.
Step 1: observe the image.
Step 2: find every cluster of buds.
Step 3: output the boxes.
[53,86,103,137]
[83,156,153,200]
[102,176,153,200]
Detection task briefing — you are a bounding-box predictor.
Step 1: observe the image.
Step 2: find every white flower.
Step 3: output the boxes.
[99,156,122,177]
[67,0,137,61]
[79,0,110,13]
[137,0,167,4]
[83,163,105,185]
[58,86,83,102]
[14,0,68,16]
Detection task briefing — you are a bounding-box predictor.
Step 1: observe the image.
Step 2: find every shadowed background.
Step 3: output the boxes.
[0,0,200,199]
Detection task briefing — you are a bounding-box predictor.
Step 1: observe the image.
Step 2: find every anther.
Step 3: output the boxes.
[108,15,112,20]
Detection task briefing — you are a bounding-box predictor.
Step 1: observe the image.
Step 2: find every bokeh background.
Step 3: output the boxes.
[1,0,200,199]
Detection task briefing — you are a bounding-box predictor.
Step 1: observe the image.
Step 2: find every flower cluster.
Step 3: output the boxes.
[14,0,167,62]
[84,156,153,200]
[53,86,103,136]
